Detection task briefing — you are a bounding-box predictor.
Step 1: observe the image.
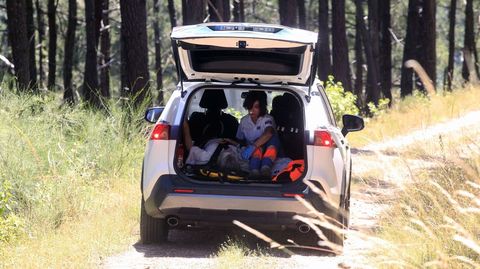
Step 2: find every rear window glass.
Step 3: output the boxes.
[189,49,302,75]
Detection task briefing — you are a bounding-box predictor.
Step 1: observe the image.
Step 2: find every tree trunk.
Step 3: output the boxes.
[100,0,110,98]
[182,0,206,25]
[401,0,435,96]
[232,0,245,22]
[47,0,57,89]
[83,0,101,107]
[36,0,45,87]
[278,0,297,27]
[297,0,306,29]
[378,0,392,102]
[400,0,418,96]
[331,0,352,92]
[26,0,37,90]
[95,0,102,46]
[167,0,177,28]
[120,0,150,105]
[419,0,436,89]
[239,0,245,22]
[445,0,456,91]
[6,0,30,90]
[366,0,381,105]
[154,0,163,104]
[233,0,240,22]
[354,0,364,103]
[208,0,230,22]
[0,16,10,82]
[354,0,380,106]
[63,0,77,104]
[462,0,479,82]
[317,0,331,82]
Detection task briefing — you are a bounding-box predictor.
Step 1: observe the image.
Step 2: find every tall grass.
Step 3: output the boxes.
[371,135,480,268]
[349,85,480,147]
[0,89,148,267]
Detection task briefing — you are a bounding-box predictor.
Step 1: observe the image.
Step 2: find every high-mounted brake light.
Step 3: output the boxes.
[150,124,170,140]
[282,193,305,198]
[173,188,194,193]
[314,130,336,148]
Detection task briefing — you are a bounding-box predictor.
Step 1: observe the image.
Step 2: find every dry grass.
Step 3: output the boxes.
[368,130,480,268]
[348,85,480,148]
[0,183,140,268]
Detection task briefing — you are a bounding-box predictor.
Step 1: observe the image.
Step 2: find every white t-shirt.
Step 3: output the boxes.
[236,114,276,145]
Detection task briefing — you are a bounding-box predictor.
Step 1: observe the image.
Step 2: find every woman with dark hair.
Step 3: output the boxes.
[235,91,281,178]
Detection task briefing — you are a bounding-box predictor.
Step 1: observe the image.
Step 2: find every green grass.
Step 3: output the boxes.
[0,89,147,267]
[212,239,277,269]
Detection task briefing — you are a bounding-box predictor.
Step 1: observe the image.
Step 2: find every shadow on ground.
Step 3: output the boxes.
[133,228,332,259]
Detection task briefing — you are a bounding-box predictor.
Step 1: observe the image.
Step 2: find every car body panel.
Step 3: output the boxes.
[171,23,318,45]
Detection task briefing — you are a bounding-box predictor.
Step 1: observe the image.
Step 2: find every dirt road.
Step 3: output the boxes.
[104,111,480,269]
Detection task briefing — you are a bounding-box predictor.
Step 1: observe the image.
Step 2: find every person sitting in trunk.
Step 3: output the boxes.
[235,91,282,178]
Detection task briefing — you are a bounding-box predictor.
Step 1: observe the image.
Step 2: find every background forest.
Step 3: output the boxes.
[1,0,479,110]
[1,0,480,268]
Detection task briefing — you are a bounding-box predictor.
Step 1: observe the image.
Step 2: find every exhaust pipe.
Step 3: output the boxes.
[298,223,311,234]
[167,216,179,227]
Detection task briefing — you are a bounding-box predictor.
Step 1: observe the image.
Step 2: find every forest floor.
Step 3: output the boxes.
[103,110,480,269]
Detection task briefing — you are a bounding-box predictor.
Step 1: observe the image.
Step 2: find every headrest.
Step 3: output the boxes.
[272,95,286,111]
[283,93,299,110]
[199,89,228,110]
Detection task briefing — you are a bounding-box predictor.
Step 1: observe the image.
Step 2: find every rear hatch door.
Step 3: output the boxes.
[171,23,318,86]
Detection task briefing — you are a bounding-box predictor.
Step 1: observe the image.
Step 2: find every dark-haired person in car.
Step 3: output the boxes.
[236,91,282,179]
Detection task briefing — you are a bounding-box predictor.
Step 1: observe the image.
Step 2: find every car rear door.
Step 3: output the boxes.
[171,23,319,86]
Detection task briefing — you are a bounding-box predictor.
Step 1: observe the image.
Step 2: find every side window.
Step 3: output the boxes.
[186,89,205,118]
[317,84,336,126]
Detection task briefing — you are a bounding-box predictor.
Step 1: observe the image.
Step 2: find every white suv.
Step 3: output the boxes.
[141,23,364,250]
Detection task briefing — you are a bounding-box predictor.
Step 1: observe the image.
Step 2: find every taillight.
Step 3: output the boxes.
[314,130,336,147]
[150,124,170,140]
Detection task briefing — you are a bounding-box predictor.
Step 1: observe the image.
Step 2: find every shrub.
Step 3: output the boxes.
[323,75,360,123]
[367,98,390,118]
[0,180,23,243]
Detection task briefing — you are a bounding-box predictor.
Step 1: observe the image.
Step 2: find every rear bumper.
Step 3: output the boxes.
[143,174,330,227]
[161,193,311,214]
[158,193,320,229]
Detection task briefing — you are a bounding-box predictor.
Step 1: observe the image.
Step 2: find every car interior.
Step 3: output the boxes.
[177,88,305,184]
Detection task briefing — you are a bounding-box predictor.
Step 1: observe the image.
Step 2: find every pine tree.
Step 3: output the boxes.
[63,0,77,104]
[6,0,30,90]
[120,0,150,105]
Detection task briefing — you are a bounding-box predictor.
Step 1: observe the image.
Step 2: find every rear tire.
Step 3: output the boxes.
[321,214,344,254]
[319,202,346,255]
[140,198,168,244]
[320,168,351,254]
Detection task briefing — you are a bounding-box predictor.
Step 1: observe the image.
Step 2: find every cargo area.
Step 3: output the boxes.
[174,87,307,184]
